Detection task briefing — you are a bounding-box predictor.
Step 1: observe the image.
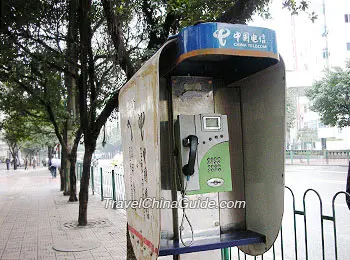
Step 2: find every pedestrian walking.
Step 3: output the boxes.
[24,158,28,170]
[5,158,10,170]
[50,158,61,178]
[48,158,53,177]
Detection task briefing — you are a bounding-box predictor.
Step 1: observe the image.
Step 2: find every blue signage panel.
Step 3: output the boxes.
[177,22,278,63]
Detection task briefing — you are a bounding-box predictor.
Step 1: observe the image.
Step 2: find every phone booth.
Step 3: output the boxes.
[119,22,285,260]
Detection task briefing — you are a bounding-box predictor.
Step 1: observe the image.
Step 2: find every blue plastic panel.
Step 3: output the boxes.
[159,230,265,256]
[177,22,278,62]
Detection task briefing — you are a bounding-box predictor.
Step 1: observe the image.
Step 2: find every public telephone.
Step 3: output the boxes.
[176,114,232,195]
[120,22,285,258]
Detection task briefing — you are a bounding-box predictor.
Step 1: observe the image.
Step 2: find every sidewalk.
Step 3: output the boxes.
[0,167,127,260]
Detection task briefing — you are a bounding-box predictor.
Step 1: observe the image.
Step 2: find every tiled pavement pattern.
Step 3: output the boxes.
[0,167,127,260]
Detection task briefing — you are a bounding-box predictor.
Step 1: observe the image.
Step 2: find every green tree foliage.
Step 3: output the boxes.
[0,110,57,169]
[0,0,82,196]
[21,125,58,160]
[307,66,350,128]
[0,1,71,145]
[0,71,66,153]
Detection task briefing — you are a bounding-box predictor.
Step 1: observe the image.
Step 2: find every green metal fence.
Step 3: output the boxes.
[231,187,350,260]
[75,163,125,208]
[286,150,350,165]
[75,162,350,259]
[76,162,83,181]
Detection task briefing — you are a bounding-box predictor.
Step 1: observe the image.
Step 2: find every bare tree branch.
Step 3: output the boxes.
[102,0,136,79]
[94,89,119,135]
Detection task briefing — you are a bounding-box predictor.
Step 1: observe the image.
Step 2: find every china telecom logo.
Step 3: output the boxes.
[213,28,230,46]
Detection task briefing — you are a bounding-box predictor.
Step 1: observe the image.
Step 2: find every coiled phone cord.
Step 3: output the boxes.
[176,165,194,247]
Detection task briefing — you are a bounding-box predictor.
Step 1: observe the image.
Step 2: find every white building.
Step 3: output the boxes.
[250,0,350,150]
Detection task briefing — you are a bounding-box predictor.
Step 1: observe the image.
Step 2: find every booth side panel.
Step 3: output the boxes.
[213,85,246,232]
[119,62,161,260]
[239,59,286,255]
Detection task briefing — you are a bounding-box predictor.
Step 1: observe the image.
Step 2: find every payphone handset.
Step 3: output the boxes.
[176,114,232,195]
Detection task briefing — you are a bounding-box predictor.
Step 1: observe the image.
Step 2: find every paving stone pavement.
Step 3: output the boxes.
[0,167,127,260]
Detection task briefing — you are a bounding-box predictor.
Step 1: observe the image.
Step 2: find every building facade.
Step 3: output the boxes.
[250,0,350,150]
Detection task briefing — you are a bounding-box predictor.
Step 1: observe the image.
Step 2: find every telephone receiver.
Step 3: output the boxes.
[182,135,198,176]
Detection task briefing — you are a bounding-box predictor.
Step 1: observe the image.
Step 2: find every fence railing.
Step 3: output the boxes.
[76,162,125,208]
[230,188,350,260]
[285,150,350,165]
[76,162,350,259]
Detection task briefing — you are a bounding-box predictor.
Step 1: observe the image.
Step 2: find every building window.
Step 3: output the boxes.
[347,42,350,51]
[345,14,350,23]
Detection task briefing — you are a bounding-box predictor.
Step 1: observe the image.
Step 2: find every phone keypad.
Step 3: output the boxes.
[206,157,222,172]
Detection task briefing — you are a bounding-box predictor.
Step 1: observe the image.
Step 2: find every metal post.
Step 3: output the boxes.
[285,186,299,260]
[91,166,94,195]
[307,150,310,165]
[78,163,80,181]
[221,248,230,260]
[100,167,104,201]
[77,163,79,180]
[112,169,116,206]
[77,164,80,181]
[303,189,326,260]
[280,225,284,260]
[331,191,350,260]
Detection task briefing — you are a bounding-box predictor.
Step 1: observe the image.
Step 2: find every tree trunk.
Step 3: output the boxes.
[61,147,70,195]
[67,128,82,202]
[48,146,51,162]
[48,146,55,163]
[60,165,65,191]
[61,162,67,194]
[65,0,79,200]
[69,153,78,201]
[9,145,18,170]
[13,152,17,170]
[78,143,95,226]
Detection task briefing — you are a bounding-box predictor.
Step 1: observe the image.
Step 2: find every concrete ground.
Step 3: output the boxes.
[0,166,127,260]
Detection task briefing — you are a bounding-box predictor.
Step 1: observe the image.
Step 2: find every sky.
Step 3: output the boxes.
[248,0,350,87]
